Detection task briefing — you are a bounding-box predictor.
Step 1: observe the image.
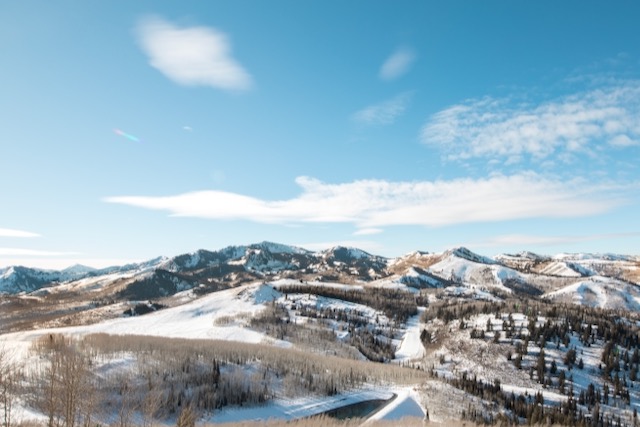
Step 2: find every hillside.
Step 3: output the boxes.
[1,242,640,426]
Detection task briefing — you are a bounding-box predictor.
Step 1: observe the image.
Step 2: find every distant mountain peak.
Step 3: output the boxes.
[447,247,495,265]
[516,251,548,261]
[61,264,97,274]
[249,241,310,254]
[322,246,378,261]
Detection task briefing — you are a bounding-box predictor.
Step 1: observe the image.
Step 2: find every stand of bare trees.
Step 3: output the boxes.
[0,345,22,427]
[4,331,428,427]
[28,334,98,427]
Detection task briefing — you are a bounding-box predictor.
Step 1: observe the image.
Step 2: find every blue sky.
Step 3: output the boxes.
[1,1,639,269]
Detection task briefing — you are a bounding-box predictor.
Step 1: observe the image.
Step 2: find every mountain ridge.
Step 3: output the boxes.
[1,242,638,300]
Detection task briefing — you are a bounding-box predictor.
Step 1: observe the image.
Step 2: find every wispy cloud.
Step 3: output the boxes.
[353,228,383,236]
[0,228,40,238]
[352,92,412,125]
[136,16,253,91]
[421,80,640,162]
[610,134,638,147]
[468,231,640,248]
[104,173,630,231]
[0,248,78,256]
[379,47,416,80]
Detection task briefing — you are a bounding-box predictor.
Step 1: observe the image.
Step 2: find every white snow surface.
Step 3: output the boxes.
[394,308,426,362]
[537,261,583,277]
[449,247,496,265]
[543,276,640,310]
[428,251,518,293]
[32,271,137,295]
[1,283,290,358]
[553,252,637,262]
[494,251,539,263]
[399,268,445,288]
[0,266,14,280]
[366,388,426,422]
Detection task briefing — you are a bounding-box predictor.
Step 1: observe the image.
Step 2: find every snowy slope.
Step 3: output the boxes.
[394,308,426,362]
[496,252,591,278]
[543,276,640,310]
[537,261,584,277]
[2,283,290,357]
[497,251,639,283]
[366,388,426,422]
[426,247,521,293]
[398,267,448,288]
[0,266,60,294]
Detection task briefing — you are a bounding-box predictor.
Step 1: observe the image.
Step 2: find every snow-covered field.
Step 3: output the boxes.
[2,283,291,359]
[1,280,430,425]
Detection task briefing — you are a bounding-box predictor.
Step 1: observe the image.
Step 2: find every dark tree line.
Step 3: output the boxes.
[277,285,419,323]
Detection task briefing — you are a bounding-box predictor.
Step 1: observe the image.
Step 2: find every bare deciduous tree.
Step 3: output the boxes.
[140,386,163,427]
[0,345,22,427]
[31,335,95,427]
[176,403,196,427]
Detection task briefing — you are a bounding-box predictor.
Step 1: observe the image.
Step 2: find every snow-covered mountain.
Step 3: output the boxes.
[2,242,640,426]
[542,275,640,311]
[1,243,638,313]
[0,266,65,294]
[0,257,167,295]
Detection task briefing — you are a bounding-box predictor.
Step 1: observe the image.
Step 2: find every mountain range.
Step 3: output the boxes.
[2,241,638,309]
[3,241,640,425]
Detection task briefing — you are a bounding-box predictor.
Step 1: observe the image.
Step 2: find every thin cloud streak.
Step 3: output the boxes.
[137,16,253,91]
[0,228,40,238]
[352,92,412,125]
[468,232,640,248]
[104,173,629,231]
[0,248,78,257]
[353,228,383,236]
[379,47,416,80]
[421,80,640,162]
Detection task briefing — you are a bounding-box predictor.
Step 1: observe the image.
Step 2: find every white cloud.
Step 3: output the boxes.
[353,92,412,125]
[137,16,253,91]
[104,173,629,231]
[468,231,640,248]
[421,81,640,162]
[379,47,416,80]
[0,248,78,256]
[610,134,638,147]
[353,228,383,236]
[0,228,40,238]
